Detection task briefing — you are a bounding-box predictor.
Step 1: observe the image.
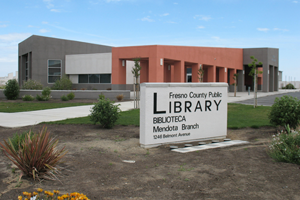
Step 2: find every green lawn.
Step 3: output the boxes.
[44,104,273,128]
[44,109,140,126]
[227,103,272,128]
[0,102,94,113]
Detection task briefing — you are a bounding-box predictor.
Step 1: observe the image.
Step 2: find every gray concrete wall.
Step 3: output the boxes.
[243,48,279,92]
[18,35,112,88]
[0,89,130,101]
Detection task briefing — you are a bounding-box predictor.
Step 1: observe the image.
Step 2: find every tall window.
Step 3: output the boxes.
[78,74,111,83]
[48,60,61,83]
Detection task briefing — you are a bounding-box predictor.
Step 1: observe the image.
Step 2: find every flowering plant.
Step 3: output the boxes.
[268,125,300,164]
[18,188,90,200]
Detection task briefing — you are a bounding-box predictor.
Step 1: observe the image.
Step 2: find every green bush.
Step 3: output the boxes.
[22,79,43,90]
[22,95,35,101]
[269,95,300,129]
[61,95,69,101]
[3,79,19,100]
[67,92,75,100]
[51,75,72,90]
[99,93,105,100]
[36,87,51,101]
[8,131,34,152]
[282,83,296,89]
[268,125,300,164]
[90,98,120,128]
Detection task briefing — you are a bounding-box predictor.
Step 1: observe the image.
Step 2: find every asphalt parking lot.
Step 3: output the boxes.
[234,92,300,106]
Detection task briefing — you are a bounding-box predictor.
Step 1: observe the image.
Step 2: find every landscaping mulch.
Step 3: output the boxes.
[1,124,300,199]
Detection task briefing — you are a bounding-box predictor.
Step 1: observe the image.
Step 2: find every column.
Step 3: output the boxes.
[173,61,185,82]
[191,63,200,82]
[111,58,126,85]
[148,57,164,82]
[207,65,216,82]
[269,65,274,92]
[140,60,148,83]
[262,64,269,92]
[238,70,244,92]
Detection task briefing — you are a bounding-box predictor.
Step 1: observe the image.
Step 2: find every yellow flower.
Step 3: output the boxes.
[37,188,43,192]
[33,192,38,196]
[18,196,22,200]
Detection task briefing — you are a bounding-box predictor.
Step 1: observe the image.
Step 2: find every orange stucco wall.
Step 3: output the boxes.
[112,45,243,84]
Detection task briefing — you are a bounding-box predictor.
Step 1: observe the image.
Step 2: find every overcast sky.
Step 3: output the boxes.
[0,0,299,81]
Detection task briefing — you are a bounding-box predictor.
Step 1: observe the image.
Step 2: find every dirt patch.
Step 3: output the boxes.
[0,125,300,200]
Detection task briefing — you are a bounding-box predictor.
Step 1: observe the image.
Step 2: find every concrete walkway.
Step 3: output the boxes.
[0,101,134,128]
[0,89,299,128]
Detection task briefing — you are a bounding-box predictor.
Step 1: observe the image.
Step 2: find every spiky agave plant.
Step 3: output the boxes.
[0,126,67,182]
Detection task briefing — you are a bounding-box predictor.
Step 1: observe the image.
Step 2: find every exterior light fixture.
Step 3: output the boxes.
[160,58,163,66]
[243,70,245,74]
[122,60,125,67]
[168,65,171,70]
[268,70,269,74]
[225,68,227,72]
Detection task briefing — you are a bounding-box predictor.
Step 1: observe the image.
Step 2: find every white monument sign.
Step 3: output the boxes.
[140,83,228,148]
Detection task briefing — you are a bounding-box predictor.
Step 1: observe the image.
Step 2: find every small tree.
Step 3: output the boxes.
[248,56,263,108]
[4,79,19,100]
[233,73,238,97]
[131,58,141,109]
[197,65,204,82]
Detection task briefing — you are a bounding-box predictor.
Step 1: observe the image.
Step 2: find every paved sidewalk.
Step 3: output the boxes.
[0,101,134,128]
[0,89,299,128]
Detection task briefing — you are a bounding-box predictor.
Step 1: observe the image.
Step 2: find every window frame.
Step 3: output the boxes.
[47,59,62,84]
[78,74,111,84]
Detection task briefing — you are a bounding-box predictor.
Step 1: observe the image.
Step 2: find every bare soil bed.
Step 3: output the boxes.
[1,124,300,200]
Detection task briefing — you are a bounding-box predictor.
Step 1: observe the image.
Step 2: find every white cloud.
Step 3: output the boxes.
[198,26,205,29]
[0,33,31,43]
[194,15,211,21]
[0,24,7,28]
[174,2,178,4]
[211,36,220,40]
[141,16,154,22]
[42,21,49,24]
[39,29,50,33]
[293,1,298,3]
[161,13,169,16]
[50,9,61,12]
[43,0,54,9]
[274,28,289,32]
[106,0,121,2]
[257,28,269,32]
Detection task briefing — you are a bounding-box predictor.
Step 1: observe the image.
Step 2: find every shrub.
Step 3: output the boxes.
[19,188,89,200]
[8,131,34,152]
[36,87,51,101]
[90,98,120,128]
[268,95,300,129]
[61,95,69,101]
[116,94,124,101]
[3,79,19,100]
[67,92,75,100]
[51,75,72,90]
[0,126,67,181]
[22,95,35,101]
[268,125,300,164]
[99,93,105,100]
[22,79,43,90]
[282,83,295,89]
